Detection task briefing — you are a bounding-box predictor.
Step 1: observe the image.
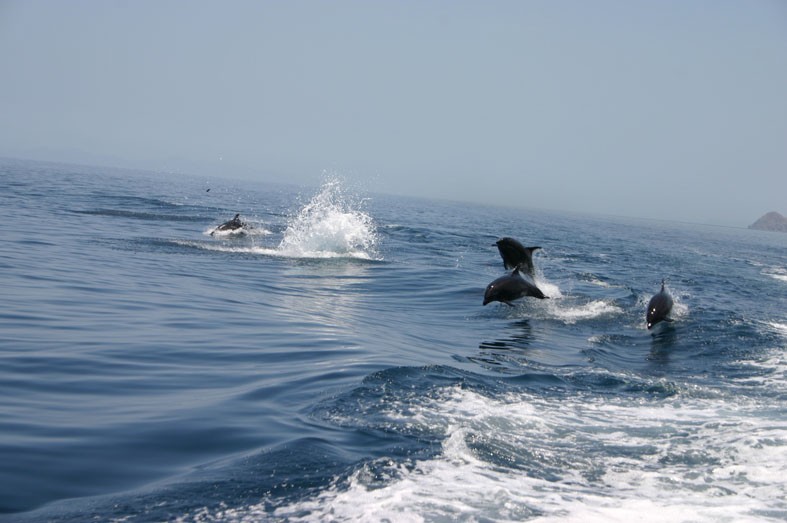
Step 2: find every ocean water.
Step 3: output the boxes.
[1,158,785,522]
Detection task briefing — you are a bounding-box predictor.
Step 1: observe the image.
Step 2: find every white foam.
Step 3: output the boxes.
[734,325,787,391]
[577,273,613,288]
[204,228,244,237]
[174,240,375,260]
[764,321,787,338]
[171,239,252,253]
[524,273,624,324]
[548,299,623,324]
[191,384,787,522]
[670,299,689,319]
[763,267,787,283]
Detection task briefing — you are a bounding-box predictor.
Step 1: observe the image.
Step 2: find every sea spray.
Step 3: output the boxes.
[278,178,379,259]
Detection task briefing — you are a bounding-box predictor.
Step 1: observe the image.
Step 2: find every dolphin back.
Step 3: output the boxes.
[495,237,541,276]
[483,268,548,305]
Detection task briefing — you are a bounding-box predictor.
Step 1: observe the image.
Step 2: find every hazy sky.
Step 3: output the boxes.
[1,1,786,226]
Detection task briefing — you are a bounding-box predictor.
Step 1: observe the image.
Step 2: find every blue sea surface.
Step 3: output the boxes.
[1,158,785,522]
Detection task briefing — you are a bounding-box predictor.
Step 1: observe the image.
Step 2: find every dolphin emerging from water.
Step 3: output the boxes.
[646,280,674,329]
[211,213,245,236]
[494,237,541,278]
[483,268,548,306]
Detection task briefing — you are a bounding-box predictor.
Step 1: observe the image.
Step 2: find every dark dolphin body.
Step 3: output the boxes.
[483,268,548,306]
[646,281,674,330]
[495,237,541,278]
[211,213,245,236]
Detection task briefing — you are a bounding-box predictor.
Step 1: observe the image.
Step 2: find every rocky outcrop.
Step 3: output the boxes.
[749,212,787,232]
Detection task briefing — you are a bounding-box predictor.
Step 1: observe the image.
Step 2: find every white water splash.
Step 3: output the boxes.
[277,179,379,260]
[548,299,623,324]
[766,321,787,337]
[535,278,563,300]
[188,179,379,260]
[524,272,622,324]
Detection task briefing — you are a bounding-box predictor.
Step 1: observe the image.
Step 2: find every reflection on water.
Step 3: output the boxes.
[479,320,534,351]
[275,259,373,336]
[648,323,678,364]
[472,320,535,373]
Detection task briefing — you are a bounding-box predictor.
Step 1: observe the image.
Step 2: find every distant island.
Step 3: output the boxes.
[749,211,787,232]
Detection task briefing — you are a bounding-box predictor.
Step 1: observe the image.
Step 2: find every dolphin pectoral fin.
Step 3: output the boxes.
[664,318,674,322]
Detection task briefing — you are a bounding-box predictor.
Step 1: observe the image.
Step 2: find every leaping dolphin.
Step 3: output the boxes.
[646,280,674,330]
[494,237,541,278]
[483,267,548,306]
